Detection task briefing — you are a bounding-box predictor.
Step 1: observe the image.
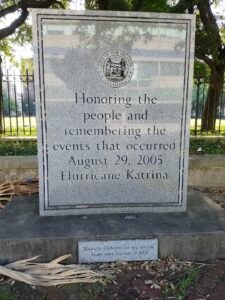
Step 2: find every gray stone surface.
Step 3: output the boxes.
[0,156,38,184]
[189,154,225,168]
[1,154,225,186]
[1,188,225,263]
[188,155,225,186]
[33,10,195,215]
[78,239,158,263]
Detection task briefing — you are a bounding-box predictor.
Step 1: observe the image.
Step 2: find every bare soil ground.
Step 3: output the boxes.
[1,258,225,300]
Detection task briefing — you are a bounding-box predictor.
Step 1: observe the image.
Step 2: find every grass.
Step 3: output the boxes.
[2,117,36,136]
[174,267,199,299]
[190,118,225,135]
[3,116,36,129]
[0,287,14,300]
[3,128,37,136]
[164,267,199,300]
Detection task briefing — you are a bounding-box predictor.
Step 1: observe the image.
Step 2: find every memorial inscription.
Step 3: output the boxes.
[79,239,158,263]
[33,10,195,216]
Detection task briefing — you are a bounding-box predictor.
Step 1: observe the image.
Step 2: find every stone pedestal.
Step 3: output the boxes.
[1,188,225,263]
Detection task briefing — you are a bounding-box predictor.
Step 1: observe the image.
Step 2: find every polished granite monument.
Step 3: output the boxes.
[33,10,195,216]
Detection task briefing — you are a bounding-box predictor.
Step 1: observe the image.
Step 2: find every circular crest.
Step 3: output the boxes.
[98,50,134,88]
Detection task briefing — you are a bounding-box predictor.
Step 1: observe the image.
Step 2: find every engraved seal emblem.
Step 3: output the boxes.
[98,50,134,88]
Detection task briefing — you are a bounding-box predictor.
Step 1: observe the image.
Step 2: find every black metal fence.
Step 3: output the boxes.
[0,70,35,136]
[0,70,225,136]
[191,76,225,135]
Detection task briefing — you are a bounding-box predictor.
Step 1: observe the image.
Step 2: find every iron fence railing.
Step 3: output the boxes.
[1,70,35,136]
[0,70,225,136]
[191,75,225,136]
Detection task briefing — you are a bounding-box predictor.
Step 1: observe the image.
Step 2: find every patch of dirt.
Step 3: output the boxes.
[1,258,225,300]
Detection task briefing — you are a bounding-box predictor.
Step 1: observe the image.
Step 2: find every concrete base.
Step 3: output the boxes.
[1,188,225,263]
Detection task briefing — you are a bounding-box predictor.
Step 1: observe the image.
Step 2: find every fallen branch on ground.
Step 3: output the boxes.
[0,178,39,208]
[0,255,112,286]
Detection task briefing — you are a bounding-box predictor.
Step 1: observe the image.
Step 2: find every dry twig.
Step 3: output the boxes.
[0,255,112,286]
[0,178,38,208]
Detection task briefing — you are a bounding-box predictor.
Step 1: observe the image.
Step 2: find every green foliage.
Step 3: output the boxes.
[0,38,19,66]
[2,127,37,137]
[0,39,12,57]
[107,0,132,11]
[86,0,132,10]
[51,0,70,9]
[0,0,16,9]
[189,139,225,154]
[194,60,210,77]
[0,287,13,300]
[0,141,37,156]
[195,15,221,64]
[85,0,96,9]
[0,22,31,63]
[131,0,169,12]
[12,22,32,46]
[85,0,169,11]
[21,58,33,76]
[175,267,199,300]
[0,0,70,59]
[164,267,199,300]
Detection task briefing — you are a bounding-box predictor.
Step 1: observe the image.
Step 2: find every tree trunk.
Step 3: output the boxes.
[201,68,224,132]
[97,0,108,9]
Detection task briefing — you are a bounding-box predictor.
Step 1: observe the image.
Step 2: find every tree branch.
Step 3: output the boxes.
[0,4,18,18]
[133,0,145,11]
[20,0,56,9]
[53,0,65,9]
[0,8,28,40]
[195,52,215,70]
[218,47,225,61]
[0,0,57,40]
[197,0,222,46]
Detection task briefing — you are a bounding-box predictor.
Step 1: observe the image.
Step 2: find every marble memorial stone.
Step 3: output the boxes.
[33,10,195,216]
[79,239,158,263]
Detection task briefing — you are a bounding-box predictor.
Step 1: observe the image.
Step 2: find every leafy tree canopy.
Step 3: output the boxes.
[88,0,225,73]
[85,0,225,131]
[0,0,70,62]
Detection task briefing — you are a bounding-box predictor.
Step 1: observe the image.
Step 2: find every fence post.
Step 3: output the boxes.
[0,56,3,134]
[194,71,201,136]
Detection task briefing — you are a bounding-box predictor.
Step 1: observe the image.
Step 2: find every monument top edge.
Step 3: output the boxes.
[31,8,195,21]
